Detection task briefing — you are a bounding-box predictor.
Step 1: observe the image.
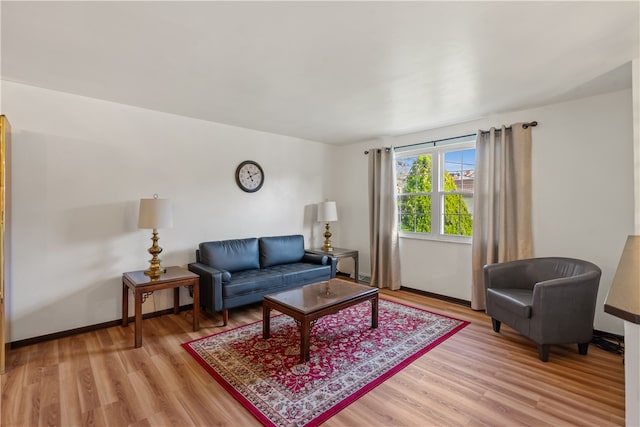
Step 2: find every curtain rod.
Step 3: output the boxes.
[363,121,538,155]
[364,133,475,154]
[480,121,538,133]
[392,133,476,152]
[363,147,391,155]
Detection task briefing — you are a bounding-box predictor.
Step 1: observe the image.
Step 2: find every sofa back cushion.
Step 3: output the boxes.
[259,235,305,268]
[199,238,260,272]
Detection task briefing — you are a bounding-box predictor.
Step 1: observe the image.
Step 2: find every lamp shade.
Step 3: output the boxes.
[317,201,338,222]
[138,197,173,229]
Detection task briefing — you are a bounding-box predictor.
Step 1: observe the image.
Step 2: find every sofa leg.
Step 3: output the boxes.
[578,342,589,355]
[491,318,501,333]
[222,309,229,326]
[538,344,550,362]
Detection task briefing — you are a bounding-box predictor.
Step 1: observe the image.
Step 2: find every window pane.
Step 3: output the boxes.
[444,149,475,193]
[397,154,432,194]
[398,195,431,233]
[396,156,415,194]
[443,194,473,236]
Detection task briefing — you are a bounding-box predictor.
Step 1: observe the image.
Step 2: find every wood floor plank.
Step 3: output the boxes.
[99,398,136,427]
[88,347,125,406]
[37,364,61,427]
[1,290,626,426]
[58,360,84,426]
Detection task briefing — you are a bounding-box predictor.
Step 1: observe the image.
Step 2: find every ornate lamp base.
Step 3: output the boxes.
[322,223,334,252]
[144,229,164,280]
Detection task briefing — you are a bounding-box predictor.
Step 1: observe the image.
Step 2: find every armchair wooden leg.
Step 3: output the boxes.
[222,309,229,326]
[491,318,501,333]
[538,344,550,362]
[578,342,589,355]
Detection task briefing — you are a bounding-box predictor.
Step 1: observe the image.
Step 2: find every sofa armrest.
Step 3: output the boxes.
[302,252,337,278]
[327,256,337,278]
[302,253,327,265]
[188,262,225,313]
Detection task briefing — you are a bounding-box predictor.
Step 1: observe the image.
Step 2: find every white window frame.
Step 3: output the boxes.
[396,138,475,244]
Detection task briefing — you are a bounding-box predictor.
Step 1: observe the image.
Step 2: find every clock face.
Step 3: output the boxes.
[235,161,264,192]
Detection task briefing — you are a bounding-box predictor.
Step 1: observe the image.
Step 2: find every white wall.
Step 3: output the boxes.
[332,89,634,335]
[1,81,633,341]
[2,81,333,342]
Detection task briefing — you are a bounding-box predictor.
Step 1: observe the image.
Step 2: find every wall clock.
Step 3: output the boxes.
[235,160,264,193]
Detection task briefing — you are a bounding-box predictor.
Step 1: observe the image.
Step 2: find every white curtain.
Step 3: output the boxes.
[368,148,401,290]
[471,124,533,310]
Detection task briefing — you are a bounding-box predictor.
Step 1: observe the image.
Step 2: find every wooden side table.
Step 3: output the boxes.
[306,247,359,283]
[122,266,199,348]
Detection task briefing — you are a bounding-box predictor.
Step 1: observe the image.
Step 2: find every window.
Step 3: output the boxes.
[396,136,476,241]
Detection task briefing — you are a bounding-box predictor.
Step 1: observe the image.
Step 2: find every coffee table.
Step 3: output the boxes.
[262,278,379,362]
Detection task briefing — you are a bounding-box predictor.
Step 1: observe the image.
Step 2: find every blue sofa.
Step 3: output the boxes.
[188,234,336,325]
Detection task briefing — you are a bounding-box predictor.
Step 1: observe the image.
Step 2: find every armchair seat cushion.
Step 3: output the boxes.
[486,288,532,318]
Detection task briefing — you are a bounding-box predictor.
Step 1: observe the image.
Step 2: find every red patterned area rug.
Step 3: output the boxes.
[182,298,468,427]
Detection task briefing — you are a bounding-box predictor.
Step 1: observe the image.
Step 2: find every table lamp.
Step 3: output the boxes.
[138,194,173,279]
[317,201,338,251]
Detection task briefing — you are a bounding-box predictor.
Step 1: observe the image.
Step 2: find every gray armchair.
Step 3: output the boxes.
[484,257,601,362]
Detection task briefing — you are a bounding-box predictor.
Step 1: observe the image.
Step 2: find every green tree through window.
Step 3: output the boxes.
[398,153,473,236]
[398,155,433,233]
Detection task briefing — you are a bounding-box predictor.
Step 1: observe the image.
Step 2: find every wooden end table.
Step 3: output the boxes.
[263,278,378,362]
[122,266,199,348]
[306,247,359,282]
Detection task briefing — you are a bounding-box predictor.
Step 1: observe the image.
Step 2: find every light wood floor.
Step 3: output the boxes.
[1,290,625,426]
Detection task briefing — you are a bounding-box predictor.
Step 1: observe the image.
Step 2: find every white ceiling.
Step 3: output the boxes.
[1,1,638,145]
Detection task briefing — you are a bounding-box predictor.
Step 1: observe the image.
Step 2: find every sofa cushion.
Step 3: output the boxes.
[223,269,284,298]
[487,288,533,318]
[259,235,305,268]
[199,238,260,273]
[267,262,333,285]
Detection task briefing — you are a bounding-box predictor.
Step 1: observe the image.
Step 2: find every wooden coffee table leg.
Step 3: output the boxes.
[263,305,271,339]
[371,294,379,329]
[300,318,311,362]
